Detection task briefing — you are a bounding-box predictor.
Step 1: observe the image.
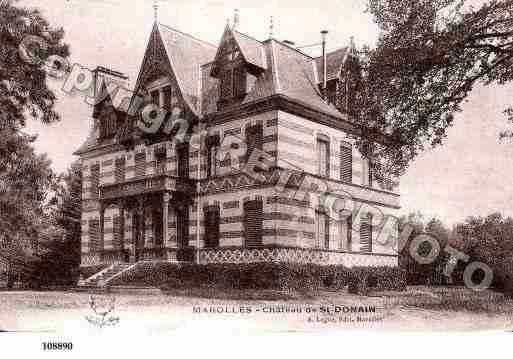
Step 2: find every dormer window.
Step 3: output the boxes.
[98,103,118,140]
[220,65,247,101]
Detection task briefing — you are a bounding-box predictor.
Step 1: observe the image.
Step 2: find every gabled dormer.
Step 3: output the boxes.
[211,26,266,110]
[315,43,362,116]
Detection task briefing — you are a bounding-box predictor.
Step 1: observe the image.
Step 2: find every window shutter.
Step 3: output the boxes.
[244,200,263,247]
[340,143,352,182]
[135,152,146,178]
[115,157,126,182]
[316,208,330,249]
[317,139,330,177]
[204,206,220,248]
[151,90,159,107]
[245,124,263,162]
[90,164,100,199]
[360,213,373,253]
[177,206,189,248]
[340,215,352,251]
[206,135,220,177]
[233,66,247,98]
[220,70,233,99]
[163,86,172,110]
[177,144,189,178]
[88,219,100,252]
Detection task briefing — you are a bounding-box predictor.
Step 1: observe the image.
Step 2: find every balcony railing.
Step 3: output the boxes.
[99,174,195,200]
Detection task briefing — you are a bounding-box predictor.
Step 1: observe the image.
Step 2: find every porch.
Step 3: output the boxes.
[91,174,196,264]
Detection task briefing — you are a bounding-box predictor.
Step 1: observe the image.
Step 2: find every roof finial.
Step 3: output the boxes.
[232,9,240,30]
[153,0,159,22]
[350,36,356,54]
[269,16,274,39]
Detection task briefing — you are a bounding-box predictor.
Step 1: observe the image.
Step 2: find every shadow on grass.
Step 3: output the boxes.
[378,286,513,314]
[160,287,320,301]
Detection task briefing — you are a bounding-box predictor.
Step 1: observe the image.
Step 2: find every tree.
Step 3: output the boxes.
[455,213,513,295]
[30,161,82,287]
[0,1,69,285]
[0,131,54,243]
[0,0,69,127]
[355,0,513,185]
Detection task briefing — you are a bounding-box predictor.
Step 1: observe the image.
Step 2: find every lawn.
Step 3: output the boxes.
[1,286,513,332]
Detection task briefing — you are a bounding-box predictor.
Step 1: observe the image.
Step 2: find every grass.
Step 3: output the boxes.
[2,286,513,331]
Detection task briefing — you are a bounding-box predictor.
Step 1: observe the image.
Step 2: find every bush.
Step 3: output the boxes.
[347,266,407,295]
[109,261,405,295]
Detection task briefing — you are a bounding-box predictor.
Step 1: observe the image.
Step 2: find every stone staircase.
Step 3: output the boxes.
[78,263,132,288]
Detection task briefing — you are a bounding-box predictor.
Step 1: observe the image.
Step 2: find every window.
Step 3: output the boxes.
[368,159,373,187]
[90,164,100,199]
[316,207,330,249]
[340,143,352,182]
[153,209,163,248]
[340,215,352,251]
[154,148,166,175]
[244,200,263,247]
[317,137,330,177]
[360,213,373,253]
[177,144,189,178]
[233,66,247,98]
[204,206,220,248]
[135,152,146,178]
[206,135,220,177]
[176,206,189,248]
[115,157,126,182]
[245,124,263,163]
[150,90,159,107]
[88,219,100,251]
[326,79,338,106]
[220,70,233,100]
[219,66,247,101]
[163,86,172,110]
[98,105,117,140]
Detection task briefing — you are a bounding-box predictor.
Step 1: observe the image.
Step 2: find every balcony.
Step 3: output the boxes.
[99,174,195,201]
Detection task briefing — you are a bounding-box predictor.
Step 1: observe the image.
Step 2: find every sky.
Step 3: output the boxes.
[18,0,513,225]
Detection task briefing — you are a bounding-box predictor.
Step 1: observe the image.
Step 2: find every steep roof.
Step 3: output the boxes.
[231,30,267,70]
[76,24,354,156]
[201,38,346,120]
[158,23,217,113]
[314,47,350,83]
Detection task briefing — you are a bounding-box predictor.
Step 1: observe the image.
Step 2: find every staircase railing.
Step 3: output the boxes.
[78,264,114,286]
[101,262,139,287]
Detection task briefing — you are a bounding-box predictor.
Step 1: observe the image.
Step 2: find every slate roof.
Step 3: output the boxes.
[201,38,345,119]
[314,47,350,83]
[76,23,354,155]
[231,30,267,70]
[158,23,217,114]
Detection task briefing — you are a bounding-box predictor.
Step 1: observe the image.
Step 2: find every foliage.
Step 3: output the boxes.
[109,262,404,295]
[455,213,513,296]
[0,0,69,127]
[29,161,83,287]
[355,0,513,185]
[398,213,455,285]
[0,0,70,280]
[347,266,407,295]
[0,130,54,243]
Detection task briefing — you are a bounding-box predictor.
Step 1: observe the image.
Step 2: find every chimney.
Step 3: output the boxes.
[321,30,329,101]
[233,9,240,30]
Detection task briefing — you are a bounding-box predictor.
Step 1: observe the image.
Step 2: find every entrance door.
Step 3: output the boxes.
[177,144,189,178]
[133,212,143,262]
[176,206,189,248]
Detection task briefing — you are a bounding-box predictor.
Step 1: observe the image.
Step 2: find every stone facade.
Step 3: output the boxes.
[76,21,400,268]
